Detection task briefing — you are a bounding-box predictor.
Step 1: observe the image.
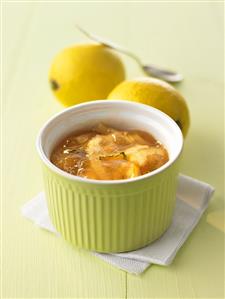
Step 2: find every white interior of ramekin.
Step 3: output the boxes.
[37,100,183,184]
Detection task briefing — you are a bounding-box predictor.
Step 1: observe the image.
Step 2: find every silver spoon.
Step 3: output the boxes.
[76,25,183,83]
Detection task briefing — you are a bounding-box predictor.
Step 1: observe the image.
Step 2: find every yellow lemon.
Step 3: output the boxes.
[108,77,190,137]
[49,43,125,106]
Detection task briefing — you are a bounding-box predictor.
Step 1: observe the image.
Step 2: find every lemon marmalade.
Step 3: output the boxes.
[51,123,169,180]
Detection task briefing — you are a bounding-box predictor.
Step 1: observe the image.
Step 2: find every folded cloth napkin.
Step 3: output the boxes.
[21,174,214,275]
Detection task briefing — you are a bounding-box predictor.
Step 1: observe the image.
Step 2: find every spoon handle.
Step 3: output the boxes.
[76,24,143,64]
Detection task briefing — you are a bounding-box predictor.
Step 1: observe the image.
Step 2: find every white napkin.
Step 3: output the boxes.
[21,174,214,275]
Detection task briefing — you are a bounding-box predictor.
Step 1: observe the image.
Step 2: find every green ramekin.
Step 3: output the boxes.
[37,100,183,253]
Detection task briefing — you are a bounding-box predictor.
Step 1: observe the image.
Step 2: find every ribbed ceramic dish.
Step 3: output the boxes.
[37,100,183,253]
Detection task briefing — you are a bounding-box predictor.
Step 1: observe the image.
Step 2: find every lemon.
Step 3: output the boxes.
[108,77,190,137]
[49,43,125,106]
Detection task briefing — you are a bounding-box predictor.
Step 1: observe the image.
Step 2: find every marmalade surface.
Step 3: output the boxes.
[51,123,169,180]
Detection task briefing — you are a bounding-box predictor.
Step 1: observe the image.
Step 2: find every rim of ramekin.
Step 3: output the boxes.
[36,100,183,185]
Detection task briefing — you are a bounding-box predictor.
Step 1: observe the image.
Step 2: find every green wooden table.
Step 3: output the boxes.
[2,1,224,298]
